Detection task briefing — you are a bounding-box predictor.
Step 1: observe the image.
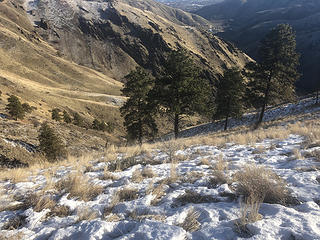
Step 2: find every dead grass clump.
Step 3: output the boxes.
[131,169,144,183]
[150,183,166,206]
[1,215,27,230]
[199,157,211,166]
[99,168,118,181]
[252,146,266,155]
[172,190,219,207]
[117,188,139,202]
[209,155,229,187]
[234,164,289,205]
[108,157,138,172]
[55,173,103,201]
[177,208,201,232]
[129,209,166,222]
[141,166,156,178]
[182,171,204,184]
[291,148,304,160]
[77,207,99,222]
[304,150,320,162]
[234,196,262,237]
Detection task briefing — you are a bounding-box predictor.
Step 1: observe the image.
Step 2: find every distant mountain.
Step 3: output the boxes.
[195,0,320,92]
[155,0,224,12]
[24,0,251,80]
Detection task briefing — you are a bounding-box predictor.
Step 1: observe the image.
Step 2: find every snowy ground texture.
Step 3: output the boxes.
[0,133,320,239]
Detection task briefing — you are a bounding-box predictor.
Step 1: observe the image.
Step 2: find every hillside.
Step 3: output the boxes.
[195,0,320,92]
[0,0,124,133]
[0,99,319,239]
[155,0,224,11]
[24,0,251,80]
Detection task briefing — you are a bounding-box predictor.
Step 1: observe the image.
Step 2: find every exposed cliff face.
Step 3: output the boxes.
[24,0,251,80]
[195,0,320,91]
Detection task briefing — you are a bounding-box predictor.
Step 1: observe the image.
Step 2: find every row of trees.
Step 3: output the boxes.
[5,95,35,120]
[121,24,300,144]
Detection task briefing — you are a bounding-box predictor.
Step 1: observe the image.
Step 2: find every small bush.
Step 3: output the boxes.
[234,164,289,205]
[38,122,66,162]
[63,110,72,123]
[117,188,139,202]
[73,112,84,127]
[51,108,61,121]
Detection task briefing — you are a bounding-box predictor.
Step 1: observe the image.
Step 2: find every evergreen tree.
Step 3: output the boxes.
[153,49,210,138]
[6,95,25,120]
[38,122,66,162]
[215,68,245,131]
[73,112,84,127]
[51,108,61,121]
[22,103,34,114]
[120,67,157,144]
[63,110,72,123]
[245,24,300,127]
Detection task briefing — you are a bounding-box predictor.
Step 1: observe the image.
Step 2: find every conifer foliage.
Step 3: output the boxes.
[38,122,66,162]
[120,67,157,144]
[215,68,245,131]
[245,24,300,127]
[153,49,210,138]
[6,95,26,120]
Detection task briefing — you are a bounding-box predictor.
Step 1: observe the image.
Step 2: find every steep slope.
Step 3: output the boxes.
[195,0,320,91]
[24,0,251,80]
[155,0,224,12]
[0,0,124,124]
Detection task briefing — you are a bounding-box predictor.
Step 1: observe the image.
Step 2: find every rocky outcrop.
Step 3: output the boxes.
[24,0,251,80]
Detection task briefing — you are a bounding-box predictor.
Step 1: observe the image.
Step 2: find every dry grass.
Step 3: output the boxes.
[172,190,219,207]
[150,183,166,206]
[291,148,304,160]
[235,195,262,237]
[1,215,27,230]
[55,172,104,201]
[209,154,229,187]
[234,164,289,205]
[129,209,166,222]
[131,169,144,183]
[141,166,156,178]
[177,208,201,232]
[182,171,204,184]
[117,188,139,202]
[304,149,320,162]
[99,168,118,181]
[77,207,99,222]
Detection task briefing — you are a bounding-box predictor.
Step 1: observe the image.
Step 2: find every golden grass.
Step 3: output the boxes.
[178,208,201,232]
[77,207,99,222]
[150,183,166,206]
[234,164,289,205]
[55,172,104,201]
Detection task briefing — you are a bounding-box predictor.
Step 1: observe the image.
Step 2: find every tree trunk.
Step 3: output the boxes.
[224,115,229,131]
[174,113,179,139]
[138,120,142,145]
[256,75,272,128]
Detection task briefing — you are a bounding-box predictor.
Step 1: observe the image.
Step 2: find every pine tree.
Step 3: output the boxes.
[215,68,245,131]
[245,24,300,127]
[6,95,25,120]
[63,110,72,123]
[92,119,101,130]
[120,67,157,144]
[38,122,66,162]
[153,49,210,138]
[73,112,84,127]
[51,108,61,121]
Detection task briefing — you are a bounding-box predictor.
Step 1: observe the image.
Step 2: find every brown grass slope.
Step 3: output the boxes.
[0,0,123,122]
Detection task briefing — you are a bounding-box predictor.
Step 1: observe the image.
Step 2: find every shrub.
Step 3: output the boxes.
[63,110,72,123]
[73,112,84,127]
[22,103,35,113]
[177,208,201,232]
[234,164,289,205]
[51,108,61,121]
[38,122,66,162]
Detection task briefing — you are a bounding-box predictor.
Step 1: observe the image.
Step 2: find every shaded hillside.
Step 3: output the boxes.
[195,0,320,91]
[24,0,251,80]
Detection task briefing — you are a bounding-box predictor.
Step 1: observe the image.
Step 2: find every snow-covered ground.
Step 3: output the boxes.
[0,132,319,239]
[177,96,320,138]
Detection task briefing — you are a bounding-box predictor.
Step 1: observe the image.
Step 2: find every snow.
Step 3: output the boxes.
[0,132,319,239]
